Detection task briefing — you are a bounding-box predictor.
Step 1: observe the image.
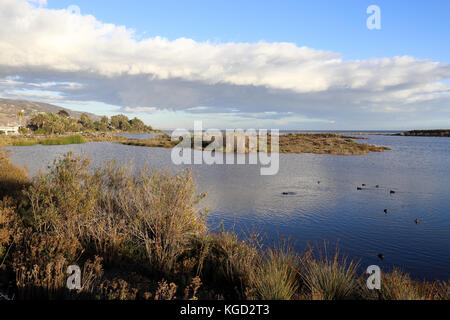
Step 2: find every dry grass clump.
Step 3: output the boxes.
[250,247,298,300]
[433,281,450,300]
[298,247,360,300]
[374,269,434,300]
[200,230,260,299]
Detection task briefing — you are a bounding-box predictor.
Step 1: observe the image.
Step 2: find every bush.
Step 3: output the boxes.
[93,163,208,274]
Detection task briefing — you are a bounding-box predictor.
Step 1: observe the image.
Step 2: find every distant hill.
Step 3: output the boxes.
[0,98,100,126]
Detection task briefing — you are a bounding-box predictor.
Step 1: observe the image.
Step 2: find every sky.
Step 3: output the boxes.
[0,0,449,130]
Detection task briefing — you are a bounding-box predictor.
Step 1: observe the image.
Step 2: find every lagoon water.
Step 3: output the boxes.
[5,135,450,280]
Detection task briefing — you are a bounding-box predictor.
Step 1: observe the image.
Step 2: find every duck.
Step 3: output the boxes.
[377,253,384,260]
[357,187,363,191]
[390,190,396,194]
[375,185,380,188]
[415,219,420,224]
[384,209,388,214]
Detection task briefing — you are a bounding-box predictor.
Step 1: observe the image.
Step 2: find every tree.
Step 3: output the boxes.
[16,111,24,125]
[110,114,130,131]
[101,116,109,125]
[79,113,94,130]
[29,113,48,131]
[58,110,70,118]
[130,117,145,131]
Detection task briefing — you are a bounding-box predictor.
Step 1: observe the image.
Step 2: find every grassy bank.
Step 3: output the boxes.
[1,135,88,147]
[0,151,447,300]
[40,135,87,145]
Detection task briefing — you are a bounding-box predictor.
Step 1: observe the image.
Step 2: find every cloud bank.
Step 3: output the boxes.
[0,0,449,128]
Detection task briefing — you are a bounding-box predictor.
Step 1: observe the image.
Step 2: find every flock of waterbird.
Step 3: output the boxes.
[281,180,422,262]
[355,183,420,223]
[355,182,422,261]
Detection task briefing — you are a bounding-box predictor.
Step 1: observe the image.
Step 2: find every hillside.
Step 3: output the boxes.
[0,98,100,126]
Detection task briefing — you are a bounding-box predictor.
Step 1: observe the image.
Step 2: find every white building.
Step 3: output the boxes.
[0,125,20,135]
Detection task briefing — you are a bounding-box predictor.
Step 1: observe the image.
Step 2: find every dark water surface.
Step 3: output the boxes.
[5,135,450,280]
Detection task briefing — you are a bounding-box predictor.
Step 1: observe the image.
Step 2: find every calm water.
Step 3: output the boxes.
[5,135,450,280]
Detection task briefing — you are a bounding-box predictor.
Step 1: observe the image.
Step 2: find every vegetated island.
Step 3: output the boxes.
[394,129,450,137]
[1,149,448,301]
[121,132,391,155]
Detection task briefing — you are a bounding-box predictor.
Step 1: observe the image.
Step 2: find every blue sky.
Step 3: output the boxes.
[1,0,449,129]
[46,0,450,62]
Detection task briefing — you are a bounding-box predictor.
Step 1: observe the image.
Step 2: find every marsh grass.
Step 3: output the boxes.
[250,246,298,300]
[1,135,87,148]
[376,269,434,300]
[12,140,38,146]
[298,246,360,300]
[203,230,260,299]
[40,135,87,145]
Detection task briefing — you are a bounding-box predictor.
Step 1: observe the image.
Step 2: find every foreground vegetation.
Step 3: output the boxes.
[0,149,448,300]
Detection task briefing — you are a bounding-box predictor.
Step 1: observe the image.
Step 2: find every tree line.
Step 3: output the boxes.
[23,110,153,135]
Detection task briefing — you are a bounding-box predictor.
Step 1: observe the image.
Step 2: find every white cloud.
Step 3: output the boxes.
[123,106,159,113]
[0,0,449,129]
[26,0,47,6]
